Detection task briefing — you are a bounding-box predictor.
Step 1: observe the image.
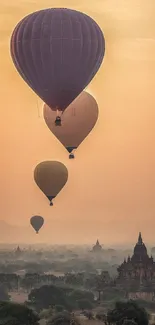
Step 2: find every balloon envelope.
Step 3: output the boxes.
[43,91,99,156]
[10,8,105,111]
[30,216,44,234]
[34,161,68,205]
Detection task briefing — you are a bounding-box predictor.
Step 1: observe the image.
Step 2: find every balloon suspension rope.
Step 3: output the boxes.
[72,106,76,117]
[56,108,60,117]
[37,100,41,118]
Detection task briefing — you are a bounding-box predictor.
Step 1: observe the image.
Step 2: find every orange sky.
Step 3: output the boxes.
[0,0,155,245]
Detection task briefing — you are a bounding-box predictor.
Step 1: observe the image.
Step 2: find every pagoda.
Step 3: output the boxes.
[117,233,155,300]
[14,246,22,257]
[92,239,102,252]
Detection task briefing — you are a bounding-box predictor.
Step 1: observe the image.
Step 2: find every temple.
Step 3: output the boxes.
[14,246,22,257]
[92,239,102,252]
[117,232,155,300]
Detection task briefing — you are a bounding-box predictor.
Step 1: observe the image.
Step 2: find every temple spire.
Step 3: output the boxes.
[138,232,143,244]
[92,239,102,252]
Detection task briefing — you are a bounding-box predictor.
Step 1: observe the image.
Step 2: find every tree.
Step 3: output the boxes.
[28,285,66,311]
[0,301,39,325]
[54,305,65,313]
[96,310,107,323]
[83,311,94,320]
[0,285,10,301]
[84,277,96,290]
[64,273,84,287]
[39,308,54,320]
[0,274,18,292]
[28,284,93,312]
[0,316,20,325]
[77,299,93,310]
[107,300,149,325]
[47,312,80,325]
[68,290,94,303]
[123,320,138,325]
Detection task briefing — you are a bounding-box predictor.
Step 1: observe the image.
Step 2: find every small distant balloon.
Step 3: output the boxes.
[10,8,105,121]
[30,216,44,234]
[34,161,68,206]
[43,91,99,158]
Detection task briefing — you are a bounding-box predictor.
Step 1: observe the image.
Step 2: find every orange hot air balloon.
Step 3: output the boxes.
[30,216,44,234]
[34,161,68,206]
[43,91,99,159]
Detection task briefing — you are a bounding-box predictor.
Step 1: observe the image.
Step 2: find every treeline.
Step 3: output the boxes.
[0,259,118,275]
[0,271,115,292]
[0,299,149,325]
[28,284,95,312]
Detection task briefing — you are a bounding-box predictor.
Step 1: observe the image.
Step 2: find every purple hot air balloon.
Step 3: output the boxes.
[10,8,105,124]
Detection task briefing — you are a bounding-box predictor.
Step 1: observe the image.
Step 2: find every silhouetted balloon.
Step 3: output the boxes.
[34,161,68,205]
[30,216,44,234]
[43,91,99,158]
[10,8,105,114]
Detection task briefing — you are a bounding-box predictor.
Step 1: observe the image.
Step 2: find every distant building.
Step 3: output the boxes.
[117,232,155,301]
[92,240,102,252]
[14,246,22,257]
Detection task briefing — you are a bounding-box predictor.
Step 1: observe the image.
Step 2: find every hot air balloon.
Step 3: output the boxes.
[34,161,68,206]
[43,91,99,159]
[10,8,105,125]
[30,216,44,234]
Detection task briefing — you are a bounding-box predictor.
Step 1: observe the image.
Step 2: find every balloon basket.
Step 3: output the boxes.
[55,117,61,126]
[69,153,75,159]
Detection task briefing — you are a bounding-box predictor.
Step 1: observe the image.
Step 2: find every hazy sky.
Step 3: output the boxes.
[0,0,155,245]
